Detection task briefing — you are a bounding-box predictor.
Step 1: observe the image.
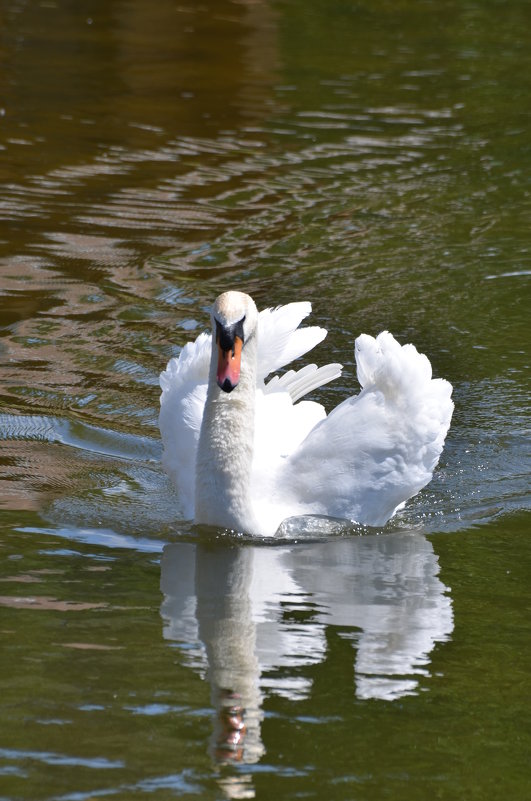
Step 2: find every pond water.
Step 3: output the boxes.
[0,0,530,799]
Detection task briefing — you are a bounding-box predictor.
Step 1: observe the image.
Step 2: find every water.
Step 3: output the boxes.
[1,0,530,798]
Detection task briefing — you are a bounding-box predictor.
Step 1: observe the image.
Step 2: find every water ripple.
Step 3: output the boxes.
[0,747,123,770]
[0,414,160,461]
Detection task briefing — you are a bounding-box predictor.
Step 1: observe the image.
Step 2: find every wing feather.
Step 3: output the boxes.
[276,332,454,527]
[257,303,327,379]
[159,333,210,517]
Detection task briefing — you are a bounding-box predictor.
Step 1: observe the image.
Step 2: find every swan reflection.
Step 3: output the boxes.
[160,532,453,766]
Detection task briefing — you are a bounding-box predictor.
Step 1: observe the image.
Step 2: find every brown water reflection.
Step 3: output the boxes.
[1,0,280,150]
[0,595,106,611]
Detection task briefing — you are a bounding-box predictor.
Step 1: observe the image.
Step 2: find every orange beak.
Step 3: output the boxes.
[217,336,243,393]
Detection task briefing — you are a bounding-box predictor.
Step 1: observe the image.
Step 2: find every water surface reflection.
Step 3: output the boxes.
[160,532,453,765]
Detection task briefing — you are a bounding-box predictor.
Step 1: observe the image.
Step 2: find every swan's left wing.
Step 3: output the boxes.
[159,333,210,517]
[276,332,454,528]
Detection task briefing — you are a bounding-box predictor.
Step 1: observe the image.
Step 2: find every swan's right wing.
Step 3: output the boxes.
[278,332,454,527]
[159,333,210,518]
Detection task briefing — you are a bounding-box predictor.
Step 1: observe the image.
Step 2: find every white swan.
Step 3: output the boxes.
[159,291,453,537]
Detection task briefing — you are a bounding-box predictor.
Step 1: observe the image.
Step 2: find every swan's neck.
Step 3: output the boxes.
[195,336,258,532]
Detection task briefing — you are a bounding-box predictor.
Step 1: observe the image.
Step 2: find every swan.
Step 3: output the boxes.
[159,291,453,537]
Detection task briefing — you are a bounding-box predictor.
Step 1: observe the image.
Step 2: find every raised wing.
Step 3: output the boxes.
[257,302,328,381]
[278,332,454,527]
[159,333,210,517]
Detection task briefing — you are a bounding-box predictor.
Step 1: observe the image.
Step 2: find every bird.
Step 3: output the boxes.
[159,291,453,537]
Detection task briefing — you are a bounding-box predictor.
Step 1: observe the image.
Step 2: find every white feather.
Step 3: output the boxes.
[159,295,454,536]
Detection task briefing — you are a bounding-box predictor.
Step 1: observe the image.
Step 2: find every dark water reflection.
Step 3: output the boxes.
[1,0,530,799]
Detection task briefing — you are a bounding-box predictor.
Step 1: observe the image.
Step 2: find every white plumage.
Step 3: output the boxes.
[159,291,453,536]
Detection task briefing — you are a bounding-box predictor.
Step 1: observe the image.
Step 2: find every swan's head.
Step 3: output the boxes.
[211,291,258,393]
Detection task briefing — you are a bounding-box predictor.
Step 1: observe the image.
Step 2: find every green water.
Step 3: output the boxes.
[0,1,530,799]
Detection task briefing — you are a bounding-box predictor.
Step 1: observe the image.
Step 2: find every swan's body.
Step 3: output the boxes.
[159,291,453,537]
